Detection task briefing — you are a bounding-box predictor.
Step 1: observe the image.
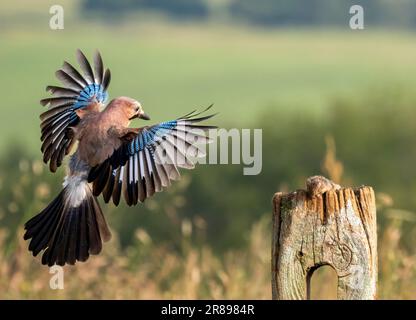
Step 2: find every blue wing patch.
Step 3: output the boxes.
[128,120,178,155]
[74,83,108,109]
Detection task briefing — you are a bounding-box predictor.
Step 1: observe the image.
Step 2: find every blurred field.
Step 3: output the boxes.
[3,1,416,153]
[2,0,416,300]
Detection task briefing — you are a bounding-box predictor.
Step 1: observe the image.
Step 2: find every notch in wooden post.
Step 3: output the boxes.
[271,176,377,300]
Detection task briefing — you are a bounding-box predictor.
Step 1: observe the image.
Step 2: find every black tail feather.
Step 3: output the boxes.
[24,186,111,266]
[28,195,64,257]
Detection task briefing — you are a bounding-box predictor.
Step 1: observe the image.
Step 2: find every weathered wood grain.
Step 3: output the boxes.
[272,179,377,300]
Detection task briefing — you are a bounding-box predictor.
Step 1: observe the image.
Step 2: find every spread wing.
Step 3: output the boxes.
[39,49,111,172]
[87,107,217,206]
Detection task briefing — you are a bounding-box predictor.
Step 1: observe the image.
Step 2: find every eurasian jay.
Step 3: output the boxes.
[24,50,216,266]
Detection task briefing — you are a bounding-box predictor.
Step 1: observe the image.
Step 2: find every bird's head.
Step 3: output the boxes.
[115,96,150,122]
[130,100,150,121]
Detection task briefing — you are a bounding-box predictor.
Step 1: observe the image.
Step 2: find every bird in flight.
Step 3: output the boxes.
[24,49,216,266]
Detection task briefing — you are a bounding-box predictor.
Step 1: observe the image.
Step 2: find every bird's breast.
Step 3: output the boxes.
[77,116,122,167]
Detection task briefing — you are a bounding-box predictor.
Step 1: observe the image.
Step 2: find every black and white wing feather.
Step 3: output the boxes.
[88,107,216,206]
[40,49,111,172]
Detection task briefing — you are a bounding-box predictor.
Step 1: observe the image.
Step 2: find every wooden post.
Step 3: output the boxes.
[271,176,377,300]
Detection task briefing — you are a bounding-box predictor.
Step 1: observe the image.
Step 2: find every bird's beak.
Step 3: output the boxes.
[138,111,150,120]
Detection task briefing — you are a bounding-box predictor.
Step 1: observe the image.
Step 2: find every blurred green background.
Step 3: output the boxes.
[2,0,416,299]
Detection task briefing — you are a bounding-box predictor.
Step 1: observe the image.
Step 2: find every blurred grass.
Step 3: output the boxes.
[1,154,416,299]
[1,217,271,299]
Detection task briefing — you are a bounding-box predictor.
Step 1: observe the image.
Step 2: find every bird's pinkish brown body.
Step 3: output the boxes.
[74,97,145,167]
